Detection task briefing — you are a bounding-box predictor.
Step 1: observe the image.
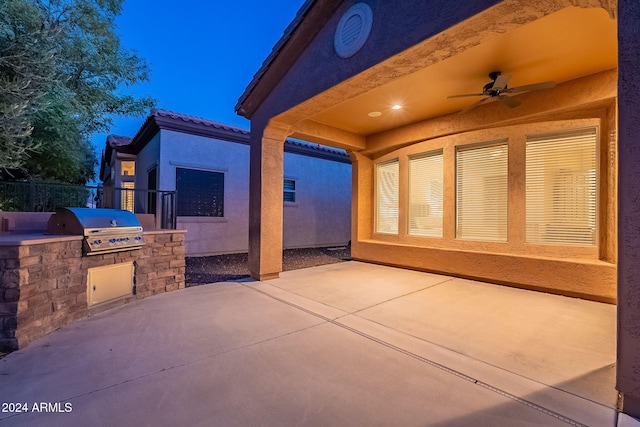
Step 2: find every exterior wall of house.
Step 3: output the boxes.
[241,0,598,281]
[283,151,351,249]
[149,129,351,256]
[99,151,120,210]
[353,106,617,302]
[241,0,618,291]
[240,0,501,123]
[160,129,251,256]
[135,132,161,225]
[617,0,640,416]
[238,0,636,417]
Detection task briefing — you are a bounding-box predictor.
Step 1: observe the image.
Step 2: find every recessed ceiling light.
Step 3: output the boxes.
[368,111,382,117]
[392,105,402,110]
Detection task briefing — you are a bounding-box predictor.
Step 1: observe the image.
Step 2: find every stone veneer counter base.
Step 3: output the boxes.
[0,230,186,352]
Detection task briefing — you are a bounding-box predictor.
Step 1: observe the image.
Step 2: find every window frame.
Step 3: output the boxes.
[408,149,444,238]
[369,119,604,260]
[525,127,599,247]
[121,160,135,177]
[175,167,225,218]
[455,140,509,242]
[375,159,400,235]
[284,178,297,204]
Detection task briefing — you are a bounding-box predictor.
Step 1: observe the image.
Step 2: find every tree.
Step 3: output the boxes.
[0,0,153,183]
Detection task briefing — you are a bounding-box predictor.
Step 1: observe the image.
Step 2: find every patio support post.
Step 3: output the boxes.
[248,122,289,280]
[348,151,373,256]
[617,0,640,417]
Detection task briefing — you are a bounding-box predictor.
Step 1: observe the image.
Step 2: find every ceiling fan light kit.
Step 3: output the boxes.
[448,71,557,113]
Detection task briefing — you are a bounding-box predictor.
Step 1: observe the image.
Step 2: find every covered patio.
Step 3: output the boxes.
[0,263,624,426]
[236,0,640,416]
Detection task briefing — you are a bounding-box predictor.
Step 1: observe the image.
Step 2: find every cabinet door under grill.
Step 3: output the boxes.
[87,262,134,306]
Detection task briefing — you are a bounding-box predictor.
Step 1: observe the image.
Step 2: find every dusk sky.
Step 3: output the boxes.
[91,0,305,153]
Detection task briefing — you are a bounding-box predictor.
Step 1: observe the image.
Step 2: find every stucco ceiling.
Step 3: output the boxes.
[307,6,617,136]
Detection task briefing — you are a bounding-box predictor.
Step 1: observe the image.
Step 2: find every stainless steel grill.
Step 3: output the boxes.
[47,208,144,255]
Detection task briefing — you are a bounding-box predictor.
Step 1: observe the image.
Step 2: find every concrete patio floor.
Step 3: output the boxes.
[0,261,636,426]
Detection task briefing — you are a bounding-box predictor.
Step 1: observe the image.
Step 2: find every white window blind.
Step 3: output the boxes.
[525,127,597,245]
[456,142,508,241]
[121,181,135,213]
[284,179,296,203]
[376,160,399,234]
[409,151,443,237]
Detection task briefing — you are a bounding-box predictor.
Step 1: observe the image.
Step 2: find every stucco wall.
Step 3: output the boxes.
[155,130,351,256]
[283,151,351,248]
[351,96,617,302]
[0,212,52,233]
[246,0,500,125]
[617,0,640,416]
[135,132,161,225]
[163,130,251,256]
[136,132,160,191]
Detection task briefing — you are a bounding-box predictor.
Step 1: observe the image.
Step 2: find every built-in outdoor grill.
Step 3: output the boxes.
[48,207,144,255]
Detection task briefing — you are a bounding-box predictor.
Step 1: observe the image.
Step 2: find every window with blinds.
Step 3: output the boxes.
[525,127,597,245]
[376,160,399,234]
[121,181,135,213]
[409,151,443,237]
[456,141,508,241]
[176,168,224,217]
[284,179,296,203]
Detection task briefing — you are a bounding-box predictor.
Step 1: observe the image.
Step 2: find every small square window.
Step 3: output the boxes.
[121,161,135,176]
[284,179,296,203]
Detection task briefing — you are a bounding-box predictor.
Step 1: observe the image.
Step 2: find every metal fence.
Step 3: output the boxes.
[0,181,176,229]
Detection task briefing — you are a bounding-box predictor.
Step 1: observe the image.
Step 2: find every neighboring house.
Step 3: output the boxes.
[99,135,136,212]
[100,109,351,256]
[234,0,640,417]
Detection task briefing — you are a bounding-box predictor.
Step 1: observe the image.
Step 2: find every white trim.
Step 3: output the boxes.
[169,160,228,174]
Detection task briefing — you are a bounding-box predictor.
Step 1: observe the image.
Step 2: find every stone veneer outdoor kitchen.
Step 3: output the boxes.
[0,230,186,352]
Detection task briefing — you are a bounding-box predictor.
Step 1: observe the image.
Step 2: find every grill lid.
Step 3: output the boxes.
[48,208,145,255]
[48,207,142,235]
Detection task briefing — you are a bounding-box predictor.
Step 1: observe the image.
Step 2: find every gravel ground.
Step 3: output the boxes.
[185,245,351,286]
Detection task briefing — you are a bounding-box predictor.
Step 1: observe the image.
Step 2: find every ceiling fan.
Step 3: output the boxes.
[447,71,557,114]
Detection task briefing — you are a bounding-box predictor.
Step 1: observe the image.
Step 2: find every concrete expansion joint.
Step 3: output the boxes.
[243,282,590,427]
[348,277,455,316]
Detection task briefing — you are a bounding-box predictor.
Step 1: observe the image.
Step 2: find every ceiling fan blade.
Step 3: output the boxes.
[492,73,512,92]
[498,95,521,108]
[447,93,485,99]
[507,80,556,94]
[459,97,495,114]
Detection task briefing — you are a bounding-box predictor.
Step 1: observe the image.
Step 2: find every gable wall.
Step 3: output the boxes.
[251,0,500,126]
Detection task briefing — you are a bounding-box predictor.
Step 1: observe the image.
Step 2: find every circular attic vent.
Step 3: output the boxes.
[334,3,373,59]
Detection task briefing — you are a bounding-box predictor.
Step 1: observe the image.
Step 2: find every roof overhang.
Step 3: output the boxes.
[238,0,617,154]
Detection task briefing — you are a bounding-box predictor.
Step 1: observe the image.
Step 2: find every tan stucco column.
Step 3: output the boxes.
[348,151,373,255]
[248,123,289,280]
[617,0,640,418]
